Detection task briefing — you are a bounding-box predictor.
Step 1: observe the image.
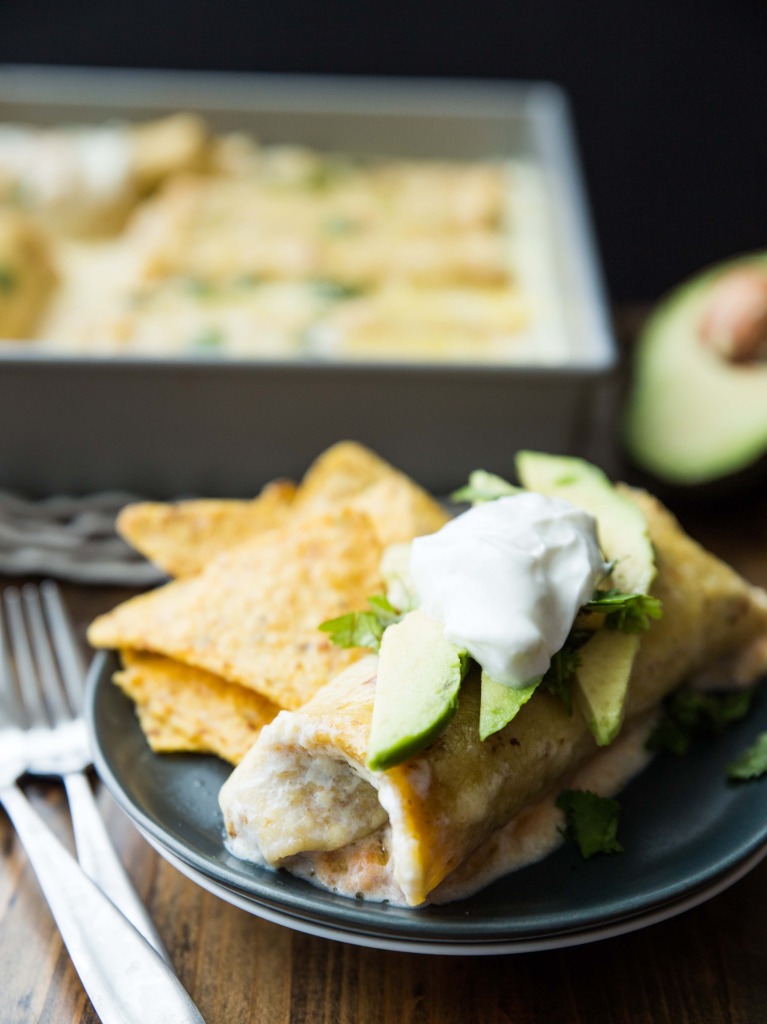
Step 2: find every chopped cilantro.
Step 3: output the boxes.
[582,590,663,633]
[189,327,225,351]
[727,732,767,781]
[646,715,692,757]
[305,158,352,190]
[319,594,404,652]
[556,790,623,858]
[366,594,401,627]
[450,470,521,505]
[540,631,590,714]
[541,669,574,714]
[647,688,755,756]
[540,594,661,714]
[180,277,217,299]
[0,266,16,293]
[323,215,361,237]
[311,279,367,301]
[319,610,384,652]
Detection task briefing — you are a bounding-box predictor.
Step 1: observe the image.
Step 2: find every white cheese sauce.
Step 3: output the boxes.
[279,716,656,907]
[0,125,131,210]
[409,493,608,687]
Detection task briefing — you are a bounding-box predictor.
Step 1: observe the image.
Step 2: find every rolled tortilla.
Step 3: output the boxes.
[220,489,767,906]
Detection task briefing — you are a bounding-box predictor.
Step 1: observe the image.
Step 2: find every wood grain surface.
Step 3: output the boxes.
[2,499,767,1024]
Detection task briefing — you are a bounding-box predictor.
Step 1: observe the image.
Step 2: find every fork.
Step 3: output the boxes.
[0,584,206,1023]
[0,773,206,1022]
[1,581,169,960]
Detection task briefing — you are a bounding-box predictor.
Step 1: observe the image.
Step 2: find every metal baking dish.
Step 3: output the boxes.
[0,64,616,497]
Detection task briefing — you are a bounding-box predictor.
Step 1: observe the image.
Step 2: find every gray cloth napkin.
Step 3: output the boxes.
[0,491,167,586]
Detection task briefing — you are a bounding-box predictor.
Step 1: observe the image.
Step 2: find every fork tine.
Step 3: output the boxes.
[40,581,87,715]
[0,596,23,727]
[23,584,70,726]
[4,588,47,727]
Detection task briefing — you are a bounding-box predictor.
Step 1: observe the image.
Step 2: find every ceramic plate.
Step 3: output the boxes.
[87,651,767,947]
[138,829,767,955]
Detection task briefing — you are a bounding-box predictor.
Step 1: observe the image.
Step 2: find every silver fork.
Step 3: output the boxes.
[0,582,206,1023]
[1,581,171,960]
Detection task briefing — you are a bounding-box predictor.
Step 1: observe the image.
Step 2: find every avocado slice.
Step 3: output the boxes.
[479,671,539,741]
[624,251,767,486]
[568,629,640,745]
[366,608,468,771]
[515,452,654,594]
[515,452,655,745]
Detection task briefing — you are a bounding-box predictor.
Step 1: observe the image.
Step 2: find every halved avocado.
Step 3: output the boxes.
[624,251,767,487]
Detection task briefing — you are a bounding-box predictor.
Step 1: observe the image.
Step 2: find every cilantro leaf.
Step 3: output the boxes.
[540,630,591,714]
[318,610,384,652]
[189,326,225,350]
[556,790,623,858]
[311,279,367,301]
[541,661,575,714]
[450,470,521,505]
[319,594,405,652]
[181,276,217,299]
[323,215,361,237]
[727,731,767,781]
[582,590,663,633]
[645,715,692,757]
[366,594,401,627]
[647,688,755,756]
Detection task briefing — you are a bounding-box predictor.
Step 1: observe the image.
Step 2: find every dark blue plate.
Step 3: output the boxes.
[87,651,767,943]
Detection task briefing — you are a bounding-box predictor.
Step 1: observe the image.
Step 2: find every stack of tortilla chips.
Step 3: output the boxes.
[88,442,449,764]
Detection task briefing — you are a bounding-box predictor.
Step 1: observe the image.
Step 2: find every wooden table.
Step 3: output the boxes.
[2,497,767,1024]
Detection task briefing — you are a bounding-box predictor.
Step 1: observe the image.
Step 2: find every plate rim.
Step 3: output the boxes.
[140,824,767,955]
[87,649,767,944]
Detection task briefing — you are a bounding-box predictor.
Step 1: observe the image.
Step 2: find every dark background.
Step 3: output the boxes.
[2,0,766,301]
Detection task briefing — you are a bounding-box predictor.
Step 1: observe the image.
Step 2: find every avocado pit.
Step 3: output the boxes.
[698,265,767,363]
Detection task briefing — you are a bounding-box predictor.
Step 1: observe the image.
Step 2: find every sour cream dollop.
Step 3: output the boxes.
[409,493,608,688]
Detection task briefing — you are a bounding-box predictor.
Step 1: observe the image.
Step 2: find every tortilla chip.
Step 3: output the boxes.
[117,479,297,577]
[344,475,449,547]
[294,440,449,545]
[116,443,446,580]
[294,441,396,512]
[114,649,277,764]
[89,508,384,709]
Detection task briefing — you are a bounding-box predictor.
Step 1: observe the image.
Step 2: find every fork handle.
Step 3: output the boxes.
[0,783,205,1024]
[64,771,171,964]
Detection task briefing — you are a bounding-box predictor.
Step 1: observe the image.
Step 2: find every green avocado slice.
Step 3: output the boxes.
[624,251,767,485]
[366,608,468,771]
[515,452,654,594]
[515,452,655,746]
[479,672,540,741]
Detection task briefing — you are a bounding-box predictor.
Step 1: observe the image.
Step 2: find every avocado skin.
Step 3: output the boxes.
[623,251,767,491]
